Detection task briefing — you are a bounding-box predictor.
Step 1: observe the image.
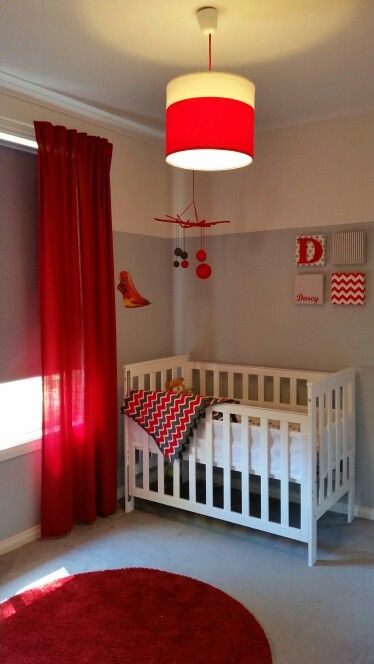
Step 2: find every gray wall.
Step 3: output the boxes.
[113,231,174,491]
[0,145,174,541]
[173,223,374,508]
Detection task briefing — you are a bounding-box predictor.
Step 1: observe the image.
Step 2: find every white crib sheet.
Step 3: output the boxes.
[195,420,306,481]
[128,415,345,485]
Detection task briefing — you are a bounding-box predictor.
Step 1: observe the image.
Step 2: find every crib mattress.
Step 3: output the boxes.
[127,416,346,484]
[196,420,306,481]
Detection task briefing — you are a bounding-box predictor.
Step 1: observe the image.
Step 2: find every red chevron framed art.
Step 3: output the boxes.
[330,272,366,305]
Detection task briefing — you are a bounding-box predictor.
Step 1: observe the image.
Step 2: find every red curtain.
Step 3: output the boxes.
[34,121,118,536]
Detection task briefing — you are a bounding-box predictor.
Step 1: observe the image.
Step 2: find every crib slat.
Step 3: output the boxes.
[243,374,249,402]
[260,418,269,521]
[138,374,144,390]
[150,372,156,391]
[300,419,310,538]
[205,410,214,506]
[342,385,348,484]
[274,376,281,406]
[258,375,265,404]
[143,439,150,492]
[185,366,192,394]
[280,421,289,527]
[200,369,206,396]
[158,452,165,495]
[336,387,343,485]
[173,459,180,498]
[327,390,333,496]
[130,444,136,495]
[160,370,166,392]
[241,415,250,516]
[290,378,297,407]
[334,389,340,491]
[228,373,234,399]
[189,430,197,502]
[318,395,325,504]
[223,412,231,511]
[213,371,219,397]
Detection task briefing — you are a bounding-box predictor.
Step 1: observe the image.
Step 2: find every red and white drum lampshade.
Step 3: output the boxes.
[166,71,255,171]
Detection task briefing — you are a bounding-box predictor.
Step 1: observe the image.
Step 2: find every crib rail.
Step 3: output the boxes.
[124,355,329,410]
[186,360,327,411]
[126,401,310,544]
[307,367,356,564]
[124,354,190,395]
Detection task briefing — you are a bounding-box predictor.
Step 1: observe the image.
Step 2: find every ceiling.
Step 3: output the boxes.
[1,0,373,133]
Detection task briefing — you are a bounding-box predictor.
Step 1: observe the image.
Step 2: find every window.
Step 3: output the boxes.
[0,376,42,451]
[0,142,41,458]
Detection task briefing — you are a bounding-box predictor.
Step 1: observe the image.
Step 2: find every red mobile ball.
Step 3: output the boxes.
[196,249,207,262]
[181,259,189,268]
[196,263,212,279]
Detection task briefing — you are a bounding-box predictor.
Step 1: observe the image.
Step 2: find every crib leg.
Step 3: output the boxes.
[124,417,135,514]
[347,483,355,523]
[308,518,317,567]
[125,494,135,513]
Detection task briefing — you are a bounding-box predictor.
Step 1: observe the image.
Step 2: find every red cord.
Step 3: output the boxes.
[208,33,212,71]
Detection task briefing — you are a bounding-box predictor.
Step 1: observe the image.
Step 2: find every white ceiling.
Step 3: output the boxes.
[1,0,374,133]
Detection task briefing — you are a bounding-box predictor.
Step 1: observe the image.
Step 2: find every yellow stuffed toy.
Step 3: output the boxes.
[165,377,187,393]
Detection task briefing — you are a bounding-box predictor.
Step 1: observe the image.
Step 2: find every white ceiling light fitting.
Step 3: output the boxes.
[165,6,255,171]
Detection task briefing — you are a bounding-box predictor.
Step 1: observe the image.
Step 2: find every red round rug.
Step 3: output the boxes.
[1,568,272,663]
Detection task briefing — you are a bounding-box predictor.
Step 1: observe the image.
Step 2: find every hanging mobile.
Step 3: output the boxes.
[173,223,182,267]
[155,170,230,279]
[180,226,189,268]
[196,223,211,279]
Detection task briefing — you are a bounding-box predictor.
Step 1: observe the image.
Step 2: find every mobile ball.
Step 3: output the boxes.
[181,259,189,268]
[196,263,212,279]
[196,249,207,262]
[174,247,182,257]
[173,260,180,268]
[181,251,188,259]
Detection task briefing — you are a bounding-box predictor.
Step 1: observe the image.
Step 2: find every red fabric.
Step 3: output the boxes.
[166,96,254,156]
[1,568,272,663]
[34,121,117,536]
[122,390,237,463]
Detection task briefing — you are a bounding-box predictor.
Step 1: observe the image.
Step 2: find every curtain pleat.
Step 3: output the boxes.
[34,121,117,536]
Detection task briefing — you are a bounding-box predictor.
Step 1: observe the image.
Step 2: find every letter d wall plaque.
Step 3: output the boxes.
[296,235,326,266]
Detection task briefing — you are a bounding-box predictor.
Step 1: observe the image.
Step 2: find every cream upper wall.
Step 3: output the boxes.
[0,90,170,237]
[171,110,374,235]
[2,89,373,237]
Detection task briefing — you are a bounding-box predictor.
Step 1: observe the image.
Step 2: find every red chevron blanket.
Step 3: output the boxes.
[122,390,235,464]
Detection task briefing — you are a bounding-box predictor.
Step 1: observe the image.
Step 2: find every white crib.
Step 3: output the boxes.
[123,355,356,566]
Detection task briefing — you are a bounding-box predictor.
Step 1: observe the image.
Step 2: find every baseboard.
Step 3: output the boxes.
[356,506,374,520]
[1,501,372,557]
[329,503,374,520]
[0,525,41,555]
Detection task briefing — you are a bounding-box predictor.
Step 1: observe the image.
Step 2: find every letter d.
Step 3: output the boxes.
[297,237,323,264]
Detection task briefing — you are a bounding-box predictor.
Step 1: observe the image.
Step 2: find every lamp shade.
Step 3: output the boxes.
[165,72,255,171]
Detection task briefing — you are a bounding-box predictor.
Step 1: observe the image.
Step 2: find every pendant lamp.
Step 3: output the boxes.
[165,7,255,171]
